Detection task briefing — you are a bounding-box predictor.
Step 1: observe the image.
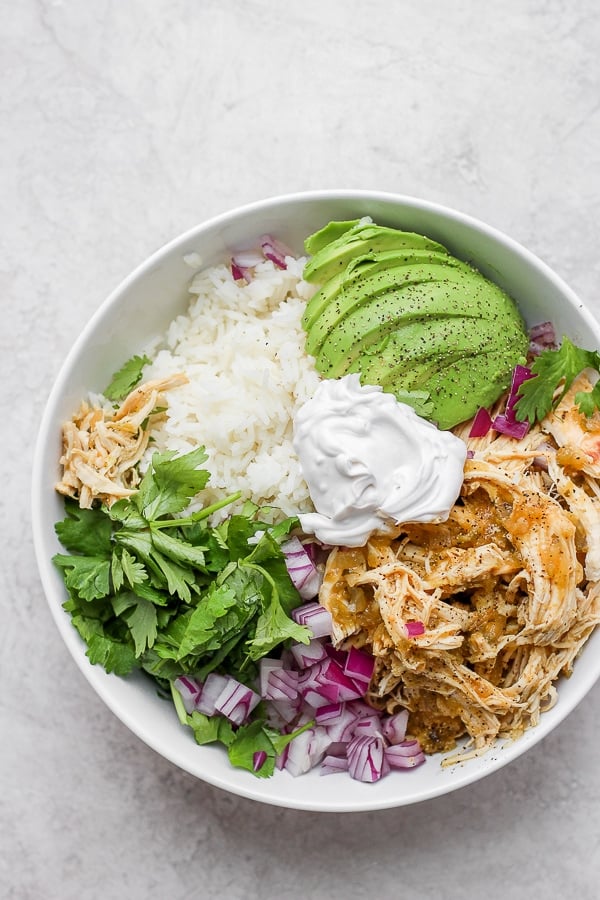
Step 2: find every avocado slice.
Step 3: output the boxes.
[303,222,447,284]
[302,247,462,336]
[304,255,472,357]
[313,278,511,376]
[301,220,529,429]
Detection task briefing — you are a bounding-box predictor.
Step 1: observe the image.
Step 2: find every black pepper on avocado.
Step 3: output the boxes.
[302,220,529,430]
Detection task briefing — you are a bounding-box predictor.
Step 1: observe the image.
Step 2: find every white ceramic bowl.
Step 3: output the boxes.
[32,190,600,812]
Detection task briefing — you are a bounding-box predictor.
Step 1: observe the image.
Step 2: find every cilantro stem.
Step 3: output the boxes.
[152,491,243,529]
[170,681,188,726]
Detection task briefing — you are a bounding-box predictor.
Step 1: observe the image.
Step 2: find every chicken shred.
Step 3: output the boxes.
[56,373,188,508]
[319,380,600,764]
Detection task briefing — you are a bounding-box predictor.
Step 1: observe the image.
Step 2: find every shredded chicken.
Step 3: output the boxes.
[56,374,188,508]
[319,376,600,764]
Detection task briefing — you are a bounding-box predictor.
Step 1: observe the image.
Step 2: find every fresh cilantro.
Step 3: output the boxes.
[515,336,600,424]
[53,446,310,739]
[103,354,151,402]
[575,381,600,416]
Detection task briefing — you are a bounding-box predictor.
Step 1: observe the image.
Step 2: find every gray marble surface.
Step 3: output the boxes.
[3,1,600,897]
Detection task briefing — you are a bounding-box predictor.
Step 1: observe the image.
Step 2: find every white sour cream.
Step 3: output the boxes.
[293,374,467,547]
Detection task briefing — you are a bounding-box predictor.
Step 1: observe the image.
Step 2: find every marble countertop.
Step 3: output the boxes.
[3,1,600,897]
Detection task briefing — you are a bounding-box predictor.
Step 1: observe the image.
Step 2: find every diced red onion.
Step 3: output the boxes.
[529,320,557,355]
[282,537,322,600]
[403,620,425,638]
[214,677,261,726]
[385,743,426,769]
[469,406,493,438]
[231,260,251,283]
[320,755,350,775]
[285,726,331,776]
[492,413,530,440]
[324,643,347,666]
[352,717,382,737]
[347,734,388,783]
[260,234,292,269]
[314,701,345,724]
[253,750,268,772]
[290,637,328,669]
[381,709,409,745]
[259,657,284,697]
[232,249,264,268]
[292,601,333,638]
[195,672,229,716]
[264,667,299,702]
[275,743,289,771]
[343,646,375,686]
[173,675,203,714]
[492,364,534,440]
[270,697,301,724]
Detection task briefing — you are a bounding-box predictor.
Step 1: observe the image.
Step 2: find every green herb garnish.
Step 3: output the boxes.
[53,447,311,767]
[515,336,600,425]
[104,354,151,401]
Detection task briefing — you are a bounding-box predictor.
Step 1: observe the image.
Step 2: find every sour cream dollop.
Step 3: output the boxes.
[293,374,467,547]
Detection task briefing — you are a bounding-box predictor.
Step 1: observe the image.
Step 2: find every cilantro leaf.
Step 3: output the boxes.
[515,336,600,424]
[125,594,158,656]
[227,719,315,778]
[247,586,310,660]
[103,354,151,402]
[86,631,137,675]
[53,554,112,601]
[54,502,112,556]
[187,711,236,747]
[575,381,600,417]
[136,448,210,520]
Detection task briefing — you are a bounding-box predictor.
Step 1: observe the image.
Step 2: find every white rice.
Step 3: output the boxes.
[140,254,321,519]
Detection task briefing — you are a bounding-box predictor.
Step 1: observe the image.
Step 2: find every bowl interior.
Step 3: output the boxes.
[32,190,600,811]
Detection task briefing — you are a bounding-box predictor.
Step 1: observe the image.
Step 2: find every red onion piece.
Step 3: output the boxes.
[285,726,331,776]
[259,657,284,697]
[492,363,534,440]
[292,601,333,638]
[385,743,426,769]
[231,260,251,283]
[347,734,388,783]
[264,667,299,702]
[290,637,328,669]
[214,677,261,726]
[195,672,229,716]
[174,675,203,714]
[232,249,264,268]
[343,646,375,685]
[260,234,292,269]
[469,406,493,438]
[253,750,268,772]
[381,709,409,745]
[403,620,425,638]
[320,755,350,775]
[492,414,530,440]
[282,537,322,600]
[352,717,382,737]
[529,320,557,355]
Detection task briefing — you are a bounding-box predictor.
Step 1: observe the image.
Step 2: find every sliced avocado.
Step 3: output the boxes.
[304,256,473,357]
[314,279,504,376]
[302,247,462,336]
[303,222,447,284]
[301,219,530,429]
[304,219,361,255]
[349,316,515,385]
[414,348,527,429]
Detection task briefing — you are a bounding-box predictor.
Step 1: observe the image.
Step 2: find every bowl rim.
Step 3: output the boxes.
[32,189,600,811]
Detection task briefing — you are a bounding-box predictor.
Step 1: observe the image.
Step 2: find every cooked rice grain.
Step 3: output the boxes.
[141,255,320,519]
